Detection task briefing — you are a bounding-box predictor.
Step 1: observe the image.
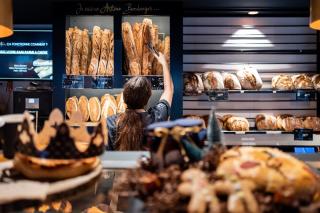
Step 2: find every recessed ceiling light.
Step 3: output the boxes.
[248,11,259,15]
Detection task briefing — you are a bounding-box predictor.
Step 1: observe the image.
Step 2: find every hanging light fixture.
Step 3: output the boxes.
[310,0,320,30]
[0,0,13,38]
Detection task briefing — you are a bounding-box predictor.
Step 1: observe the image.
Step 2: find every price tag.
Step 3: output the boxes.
[149,76,164,90]
[88,76,113,89]
[294,128,313,141]
[207,89,229,101]
[62,75,84,89]
[296,90,316,101]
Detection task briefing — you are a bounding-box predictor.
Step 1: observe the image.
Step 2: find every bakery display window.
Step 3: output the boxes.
[65,16,114,77]
[121,16,170,76]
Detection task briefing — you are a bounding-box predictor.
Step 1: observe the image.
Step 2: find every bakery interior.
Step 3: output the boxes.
[0,0,320,212]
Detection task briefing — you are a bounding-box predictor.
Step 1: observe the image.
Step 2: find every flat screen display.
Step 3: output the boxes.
[0,25,52,80]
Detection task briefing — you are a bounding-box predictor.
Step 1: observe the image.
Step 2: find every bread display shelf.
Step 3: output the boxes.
[190,89,318,101]
[222,132,320,147]
[123,75,164,90]
[62,74,113,89]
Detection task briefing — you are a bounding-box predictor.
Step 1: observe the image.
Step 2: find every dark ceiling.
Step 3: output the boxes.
[13,0,310,24]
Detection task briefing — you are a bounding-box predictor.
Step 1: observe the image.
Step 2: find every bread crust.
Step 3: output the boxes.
[88,97,101,122]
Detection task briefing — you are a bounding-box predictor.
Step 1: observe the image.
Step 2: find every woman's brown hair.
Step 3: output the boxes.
[115,77,152,151]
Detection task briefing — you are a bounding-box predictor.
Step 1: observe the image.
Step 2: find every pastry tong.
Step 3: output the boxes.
[147,42,159,57]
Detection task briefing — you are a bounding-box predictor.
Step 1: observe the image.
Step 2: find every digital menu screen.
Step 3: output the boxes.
[0,26,52,80]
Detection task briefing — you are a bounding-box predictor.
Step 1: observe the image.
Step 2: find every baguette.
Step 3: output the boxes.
[98,29,111,75]
[80,29,90,75]
[141,18,153,75]
[88,26,102,76]
[106,33,114,76]
[164,36,170,69]
[65,28,73,75]
[122,22,141,75]
[133,23,143,65]
[70,28,83,75]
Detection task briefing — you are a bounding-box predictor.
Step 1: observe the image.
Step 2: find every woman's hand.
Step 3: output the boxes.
[153,52,168,67]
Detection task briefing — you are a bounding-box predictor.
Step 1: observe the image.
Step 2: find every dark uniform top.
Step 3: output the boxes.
[106,100,171,150]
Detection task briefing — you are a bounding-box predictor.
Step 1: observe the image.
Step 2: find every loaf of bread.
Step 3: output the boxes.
[202,71,224,91]
[221,73,241,90]
[236,65,263,90]
[116,93,127,113]
[292,74,313,89]
[303,117,320,131]
[132,23,143,65]
[106,33,114,76]
[122,22,141,76]
[80,29,90,75]
[223,115,250,131]
[277,115,303,132]
[78,96,89,122]
[272,74,294,90]
[88,26,102,76]
[256,114,278,130]
[312,74,320,90]
[65,28,73,75]
[98,29,111,75]
[164,36,170,70]
[100,94,117,119]
[183,115,206,128]
[184,73,204,95]
[65,96,78,119]
[141,18,153,76]
[70,28,82,75]
[88,97,101,122]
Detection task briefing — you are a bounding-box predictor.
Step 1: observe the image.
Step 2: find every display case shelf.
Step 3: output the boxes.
[62,75,114,89]
[123,75,164,90]
[222,132,320,147]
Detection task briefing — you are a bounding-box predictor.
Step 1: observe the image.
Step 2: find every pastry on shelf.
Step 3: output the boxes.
[221,72,241,90]
[97,29,111,76]
[70,28,83,75]
[236,65,263,90]
[183,115,206,128]
[271,74,295,90]
[100,94,117,119]
[222,115,250,131]
[116,93,127,113]
[122,22,141,76]
[292,74,314,89]
[65,96,78,119]
[312,74,320,90]
[88,97,101,122]
[183,73,204,95]
[80,29,91,75]
[255,114,278,130]
[141,18,154,76]
[88,26,103,76]
[78,96,90,122]
[65,28,74,75]
[303,116,320,131]
[276,114,303,132]
[202,71,224,91]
